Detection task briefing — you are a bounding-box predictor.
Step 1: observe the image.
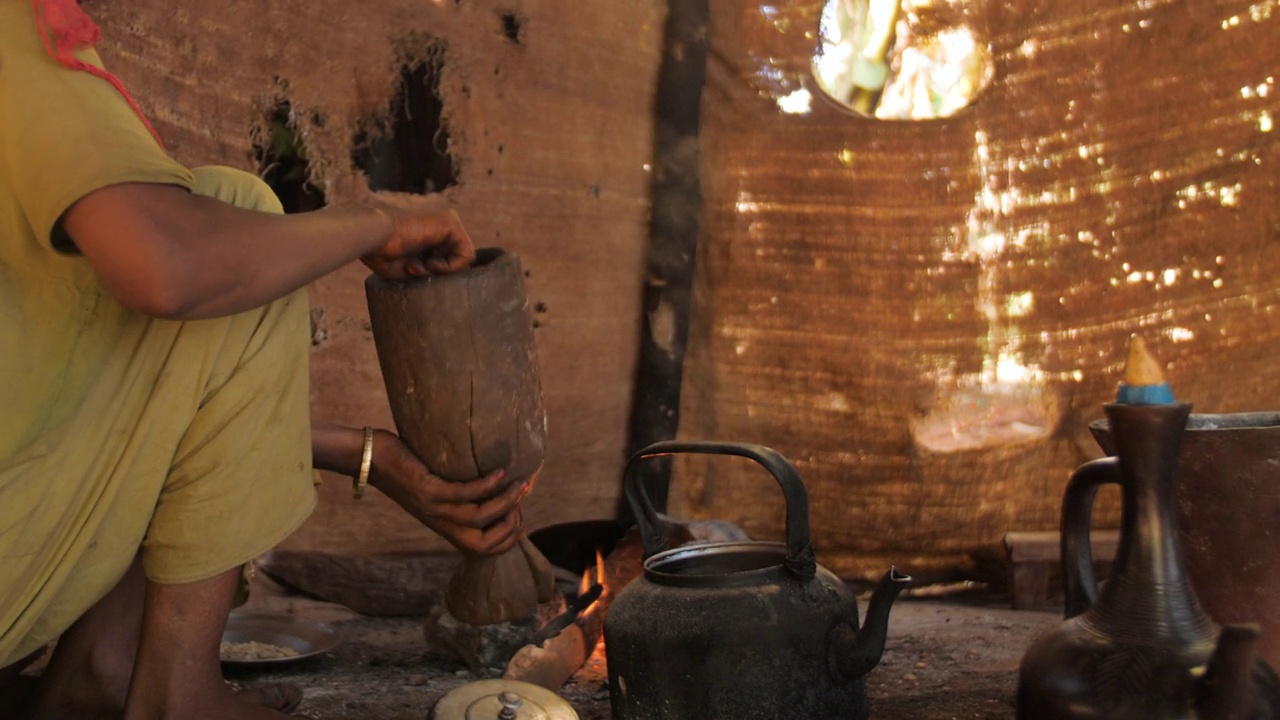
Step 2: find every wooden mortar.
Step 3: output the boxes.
[366,248,555,625]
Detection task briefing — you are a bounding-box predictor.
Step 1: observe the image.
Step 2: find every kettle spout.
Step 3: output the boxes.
[1194,624,1265,720]
[829,567,911,682]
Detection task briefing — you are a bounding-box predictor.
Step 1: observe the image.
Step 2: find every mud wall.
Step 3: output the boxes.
[675,0,1280,578]
[88,0,665,556]
[87,0,1280,581]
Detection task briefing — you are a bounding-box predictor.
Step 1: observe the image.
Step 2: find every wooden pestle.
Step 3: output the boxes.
[365,248,555,625]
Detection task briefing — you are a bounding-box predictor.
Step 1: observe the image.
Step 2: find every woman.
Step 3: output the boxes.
[0,1,529,717]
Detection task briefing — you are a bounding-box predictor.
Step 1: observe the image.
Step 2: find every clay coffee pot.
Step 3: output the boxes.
[1016,338,1280,720]
[1090,410,1280,670]
[603,440,910,720]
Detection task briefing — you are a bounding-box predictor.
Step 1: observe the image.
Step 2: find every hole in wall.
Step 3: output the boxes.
[353,42,458,194]
[254,101,327,214]
[500,11,523,43]
[811,0,993,120]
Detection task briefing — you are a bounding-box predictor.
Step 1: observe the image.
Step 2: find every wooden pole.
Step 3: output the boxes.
[624,0,711,515]
[366,248,555,625]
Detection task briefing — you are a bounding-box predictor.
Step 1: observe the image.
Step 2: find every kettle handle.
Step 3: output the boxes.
[1060,457,1121,618]
[623,440,818,580]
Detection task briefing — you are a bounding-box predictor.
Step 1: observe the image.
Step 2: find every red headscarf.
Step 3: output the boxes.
[31,0,163,146]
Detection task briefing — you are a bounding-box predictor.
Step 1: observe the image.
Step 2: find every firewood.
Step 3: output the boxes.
[503,588,606,691]
[366,248,555,625]
[503,624,596,691]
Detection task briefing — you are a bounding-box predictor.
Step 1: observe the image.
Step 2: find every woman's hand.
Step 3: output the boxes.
[312,425,529,554]
[369,430,530,554]
[361,207,475,280]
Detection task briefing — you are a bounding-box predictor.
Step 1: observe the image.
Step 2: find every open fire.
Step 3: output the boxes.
[503,548,613,689]
[506,514,741,690]
[578,549,609,666]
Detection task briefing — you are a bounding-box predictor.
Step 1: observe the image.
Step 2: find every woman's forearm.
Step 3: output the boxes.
[64,182,395,320]
[309,423,525,553]
[311,423,366,478]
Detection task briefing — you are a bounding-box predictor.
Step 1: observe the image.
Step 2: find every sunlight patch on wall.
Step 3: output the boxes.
[811,0,993,120]
[911,354,1058,453]
[777,88,814,114]
[911,123,1067,454]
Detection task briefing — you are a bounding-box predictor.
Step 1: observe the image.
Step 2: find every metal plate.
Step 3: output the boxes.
[220,613,340,667]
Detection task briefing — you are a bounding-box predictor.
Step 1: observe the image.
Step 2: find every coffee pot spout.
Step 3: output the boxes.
[829,567,911,682]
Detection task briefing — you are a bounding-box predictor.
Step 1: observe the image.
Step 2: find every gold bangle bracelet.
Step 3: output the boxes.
[354,426,374,499]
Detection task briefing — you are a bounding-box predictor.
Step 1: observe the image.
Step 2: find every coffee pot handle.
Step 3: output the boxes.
[1060,456,1121,618]
[623,440,818,580]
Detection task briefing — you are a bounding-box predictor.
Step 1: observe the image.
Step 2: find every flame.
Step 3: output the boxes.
[581,548,609,664]
[579,548,608,616]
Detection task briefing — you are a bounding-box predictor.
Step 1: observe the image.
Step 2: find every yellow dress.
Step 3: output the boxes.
[0,0,316,666]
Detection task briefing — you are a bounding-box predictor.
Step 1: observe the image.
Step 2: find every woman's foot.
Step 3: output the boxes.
[235,683,305,715]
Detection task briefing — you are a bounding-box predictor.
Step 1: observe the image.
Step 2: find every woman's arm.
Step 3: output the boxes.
[61,183,473,320]
[311,424,527,554]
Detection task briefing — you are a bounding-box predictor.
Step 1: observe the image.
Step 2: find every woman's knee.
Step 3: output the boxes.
[189,166,284,215]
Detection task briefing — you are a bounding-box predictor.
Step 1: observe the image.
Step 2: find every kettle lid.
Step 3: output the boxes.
[429,679,579,720]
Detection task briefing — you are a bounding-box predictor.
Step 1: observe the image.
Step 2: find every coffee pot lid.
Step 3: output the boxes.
[429,679,579,720]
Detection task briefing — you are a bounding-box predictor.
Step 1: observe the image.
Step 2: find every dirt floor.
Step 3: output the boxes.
[225,580,1060,719]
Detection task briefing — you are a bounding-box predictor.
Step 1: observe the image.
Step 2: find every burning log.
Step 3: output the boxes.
[503,583,605,690]
[366,248,556,627]
[502,614,601,690]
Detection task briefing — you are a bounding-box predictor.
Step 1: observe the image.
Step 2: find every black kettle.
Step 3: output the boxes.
[603,440,910,720]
